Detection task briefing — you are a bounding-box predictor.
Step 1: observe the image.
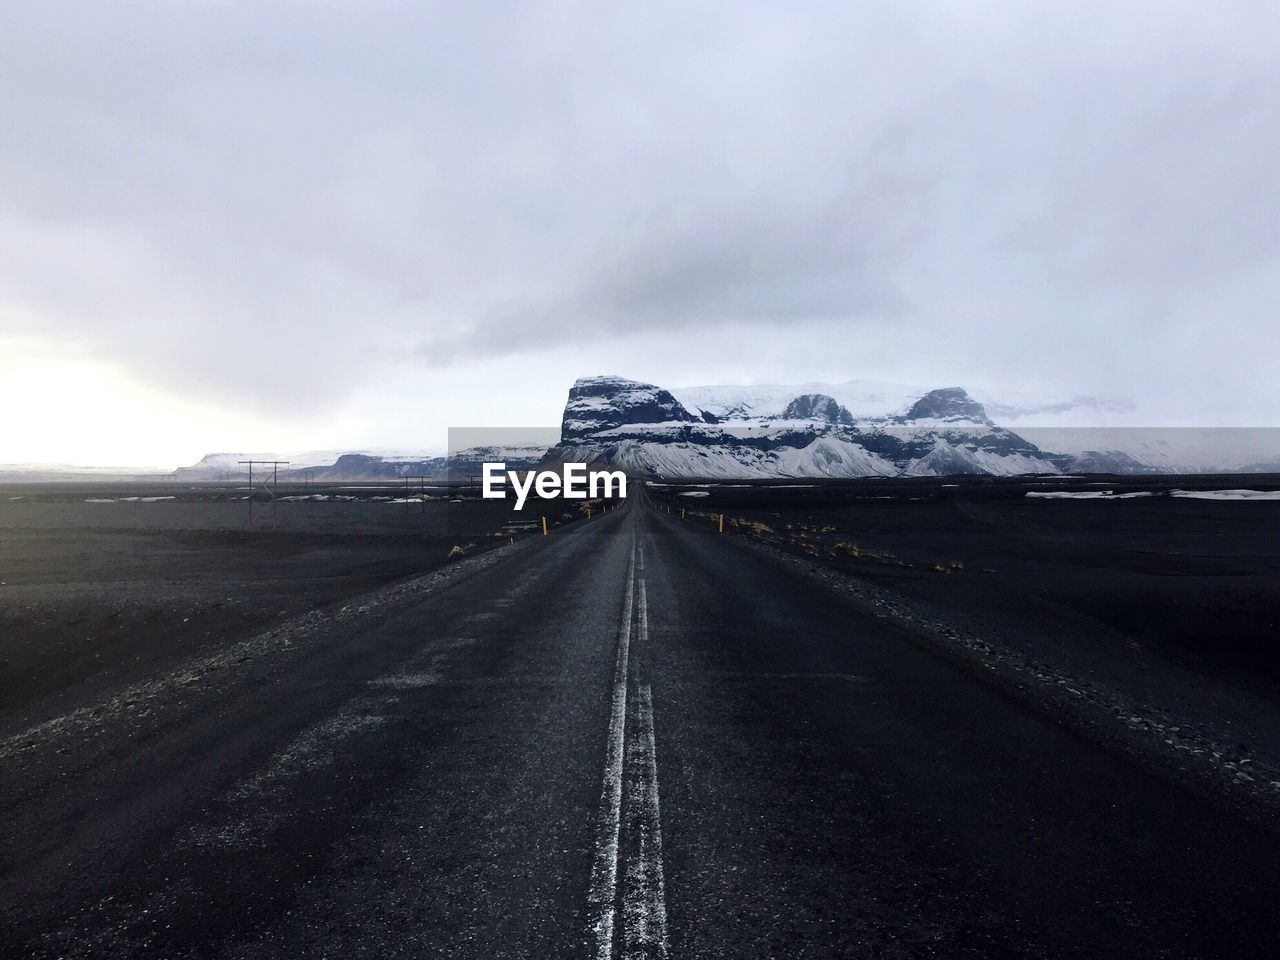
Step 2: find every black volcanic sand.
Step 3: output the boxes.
[650,476,1280,688]
[2,482,1280,957]
[648,475,1280,810]
[0,484,608,731]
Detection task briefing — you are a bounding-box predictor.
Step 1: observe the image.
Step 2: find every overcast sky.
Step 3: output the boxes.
[2,1,1278,466]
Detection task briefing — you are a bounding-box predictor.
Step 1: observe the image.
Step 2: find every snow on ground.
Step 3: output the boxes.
[1026,490,1159,500]
[82,496,177,503]
[1028,488,1280,500]
[1171,489,1280,501]
[278,494,358,502]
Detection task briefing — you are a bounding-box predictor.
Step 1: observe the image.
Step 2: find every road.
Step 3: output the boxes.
[3,492,1279,958]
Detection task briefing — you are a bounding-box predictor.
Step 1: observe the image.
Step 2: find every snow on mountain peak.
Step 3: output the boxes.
[673,379,925,421]
[547,374,1064,479]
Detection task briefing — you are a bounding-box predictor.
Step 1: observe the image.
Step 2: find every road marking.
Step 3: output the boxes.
[588,537,670,960]
[622,578,669,958]
[366,671,442,689]
[588,538,636,959]
[706,672,871,682]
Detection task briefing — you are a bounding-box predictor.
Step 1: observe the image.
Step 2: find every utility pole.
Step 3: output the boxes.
[403,475,431,515]
[239,460,290,529]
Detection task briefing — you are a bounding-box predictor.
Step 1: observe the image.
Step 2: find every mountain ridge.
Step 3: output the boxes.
[547,376,1280,478]
[545,375,1064,479]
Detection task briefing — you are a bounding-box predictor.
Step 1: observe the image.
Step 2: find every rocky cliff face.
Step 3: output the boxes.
[561,376,702,439]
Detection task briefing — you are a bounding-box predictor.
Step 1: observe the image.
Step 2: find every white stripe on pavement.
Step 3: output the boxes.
[621,670,670,957]
[588,536,670,960]
[587,537,636,960]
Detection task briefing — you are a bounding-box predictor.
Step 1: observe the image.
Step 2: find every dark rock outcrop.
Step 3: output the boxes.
[780,394,854,425]
[560,376,700,439]
[901,387,992,424]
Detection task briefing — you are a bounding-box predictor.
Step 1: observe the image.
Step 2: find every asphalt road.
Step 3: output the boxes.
[3,493,1279,959]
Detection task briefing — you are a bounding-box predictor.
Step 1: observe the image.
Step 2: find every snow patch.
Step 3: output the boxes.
[1026,490,1160,499]
[1170,489,1280,501]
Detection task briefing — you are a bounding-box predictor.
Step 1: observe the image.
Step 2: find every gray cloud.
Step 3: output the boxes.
[419,159,929,365]
[1,1,1278,432]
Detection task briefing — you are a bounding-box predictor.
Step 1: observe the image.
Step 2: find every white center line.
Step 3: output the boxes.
[622,575,669,959]
[588,537,636,960]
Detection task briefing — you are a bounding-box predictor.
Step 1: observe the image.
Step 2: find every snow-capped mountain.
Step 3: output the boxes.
[546,376,1065,479]
[673,379,1137,429]
[545,376,1280,478]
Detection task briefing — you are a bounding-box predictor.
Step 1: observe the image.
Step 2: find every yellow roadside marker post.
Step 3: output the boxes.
[541,516,548,536]
[718,514,724,533]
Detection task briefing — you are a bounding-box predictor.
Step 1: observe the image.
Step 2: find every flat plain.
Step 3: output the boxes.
[2,477,1278,958]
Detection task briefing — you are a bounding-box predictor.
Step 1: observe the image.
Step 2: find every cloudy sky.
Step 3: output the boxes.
[2,1,1278,466]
